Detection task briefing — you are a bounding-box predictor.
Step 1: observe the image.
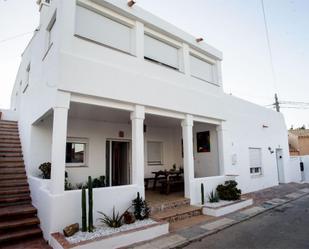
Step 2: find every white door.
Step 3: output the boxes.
[276,149,285,183]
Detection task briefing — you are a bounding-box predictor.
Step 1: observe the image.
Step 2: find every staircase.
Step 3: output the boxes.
[0,120,42,244]
[150,197,202,224]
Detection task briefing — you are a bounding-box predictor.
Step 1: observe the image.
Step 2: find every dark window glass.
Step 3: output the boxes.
[66,142,85,164]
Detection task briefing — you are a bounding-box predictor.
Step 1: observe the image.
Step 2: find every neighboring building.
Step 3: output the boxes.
[288,129,309,156]
[1,0,291,243]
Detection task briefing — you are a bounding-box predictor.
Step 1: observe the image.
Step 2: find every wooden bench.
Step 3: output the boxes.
[159,178,184,195]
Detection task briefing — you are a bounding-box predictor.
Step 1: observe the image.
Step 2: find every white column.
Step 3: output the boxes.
[133,21,144,59]
[181,43,191,76]
[51,107,68,195]
[131,105,145,197]
[181,114,194,199]
[216,122,229,175]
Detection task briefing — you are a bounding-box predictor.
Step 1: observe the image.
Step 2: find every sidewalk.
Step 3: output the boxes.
[128,183,309,249]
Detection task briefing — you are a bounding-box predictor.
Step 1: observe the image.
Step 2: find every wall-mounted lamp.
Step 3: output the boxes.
[127,0,136,7]
[196,37,204,43]
[268,147,274,154]
[263,124,269,128]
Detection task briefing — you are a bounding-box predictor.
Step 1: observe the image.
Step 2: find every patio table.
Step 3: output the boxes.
[151,170,183,191]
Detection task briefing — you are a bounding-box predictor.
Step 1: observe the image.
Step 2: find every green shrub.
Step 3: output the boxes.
[39,162,51,179]
[132,192,150,220]
[216,180,241,201]
[208,190,219,203]
[98,207,125,228]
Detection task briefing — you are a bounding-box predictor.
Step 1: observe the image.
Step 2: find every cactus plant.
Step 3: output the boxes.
[88,176,94,232]
[81,187,87,232]
[201,183,205,205]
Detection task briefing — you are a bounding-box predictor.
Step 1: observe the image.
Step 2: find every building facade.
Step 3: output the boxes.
[2,0,291,241]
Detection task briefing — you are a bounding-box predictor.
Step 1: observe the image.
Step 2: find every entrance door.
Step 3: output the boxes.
[276,149,285,183]
[106,140,131,186]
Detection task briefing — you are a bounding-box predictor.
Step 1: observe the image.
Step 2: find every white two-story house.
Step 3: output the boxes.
[2,0,290,241]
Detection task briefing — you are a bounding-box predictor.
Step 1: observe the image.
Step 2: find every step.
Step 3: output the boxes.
[0,186,30,196]
[0,217,39,230]
[0,174,27,180]
[0,140,21,145]
[0,195,31,206]
[0,120,18,125]
[0,126,18,131]
[0,179,28,188]
[0,167,26,174]
[0,162,24,167]
[0,147,22,152]
[0,157,23,162]
[169,214,215,232]
[0,152,23,157]
[151,205,202,223]
[0,144,21,149]
[0,227,42,243]
[0,204,37,219]
[150,198,191,214]
[0,137,20,142]
[0,131,19,136]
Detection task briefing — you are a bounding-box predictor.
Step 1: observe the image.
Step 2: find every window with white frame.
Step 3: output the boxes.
[190,54,215,83]
[66,138,88,167]
[75,5,132,54]
[147,141,163,165]
[47,12,56,49]
[144,34,179,70]
[249,148,262,175]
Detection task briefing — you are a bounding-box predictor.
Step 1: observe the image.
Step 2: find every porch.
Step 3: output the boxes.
[28,94,232,239]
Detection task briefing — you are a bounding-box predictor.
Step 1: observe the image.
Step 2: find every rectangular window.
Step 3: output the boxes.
[75,5,132,53]
[144,34,179,70]
[249,148,262,176]
[190,54,215,83]
[47,14,56,48]
[66,138,88,167]
[147,141,163,165]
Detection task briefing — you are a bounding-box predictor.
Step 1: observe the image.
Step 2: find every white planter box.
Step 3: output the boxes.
[202,198,253,217]
[50,221,169,249]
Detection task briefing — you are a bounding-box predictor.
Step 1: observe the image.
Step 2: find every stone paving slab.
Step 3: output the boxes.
[239,206,265,216]
[225,212,249,221]
[286,192,304,198]
[270,198,287,204]
[200,218,235,230]
[149,234,187,249]
[260,202,274,209]
[299,188,309,193]
[177,226,208,239]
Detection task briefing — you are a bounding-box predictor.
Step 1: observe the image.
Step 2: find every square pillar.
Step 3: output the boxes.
[130,105,145,198]
[51,107,68,195]
[216,122,229,175]
[181,114,194,199]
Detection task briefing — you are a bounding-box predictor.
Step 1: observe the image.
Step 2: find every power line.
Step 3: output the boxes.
[0,31,33,44]
[261,0,277,93]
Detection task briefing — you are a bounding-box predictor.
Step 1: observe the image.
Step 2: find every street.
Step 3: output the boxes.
[183,195,309,249]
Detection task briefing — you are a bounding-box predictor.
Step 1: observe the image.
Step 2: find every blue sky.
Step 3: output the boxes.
[0,0,308,128]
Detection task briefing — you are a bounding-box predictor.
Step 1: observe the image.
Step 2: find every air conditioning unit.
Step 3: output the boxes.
[36,0,51,11]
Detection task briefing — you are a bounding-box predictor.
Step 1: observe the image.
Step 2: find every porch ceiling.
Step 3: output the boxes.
[69,102,131,124]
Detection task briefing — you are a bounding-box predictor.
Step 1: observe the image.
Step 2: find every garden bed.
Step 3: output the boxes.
[202,198,253,217]
[50,219,169,249]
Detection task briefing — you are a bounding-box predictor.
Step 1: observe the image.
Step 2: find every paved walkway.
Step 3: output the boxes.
[184,194,309,249]
[130,183,309,249]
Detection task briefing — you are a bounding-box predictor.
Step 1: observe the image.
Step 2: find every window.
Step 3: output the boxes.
[47,12,56,48]
[75,5,132,53]
[249,148,262,176]
[190,54,215,83]
[197,131,211,153]
[144,34,179,70]
[147,141,163,165]
[23,64,30,93]
[66,138,88,166]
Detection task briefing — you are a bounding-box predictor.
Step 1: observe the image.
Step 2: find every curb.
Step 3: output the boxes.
[170,190,309,249]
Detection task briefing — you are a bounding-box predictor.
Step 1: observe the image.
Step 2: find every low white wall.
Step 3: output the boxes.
[0,109,18,121]
[302,156,309,182]
[29,176,140,241]
[288,157,302,183]
[190,175,236,204]
[291,156,309,182]
[28,176,53,241]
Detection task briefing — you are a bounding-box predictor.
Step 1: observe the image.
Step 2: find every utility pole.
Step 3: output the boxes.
[274,93,280,112]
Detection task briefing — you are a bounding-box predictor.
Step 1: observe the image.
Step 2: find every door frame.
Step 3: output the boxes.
[275,148,285,183]
[106,139,131,187]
